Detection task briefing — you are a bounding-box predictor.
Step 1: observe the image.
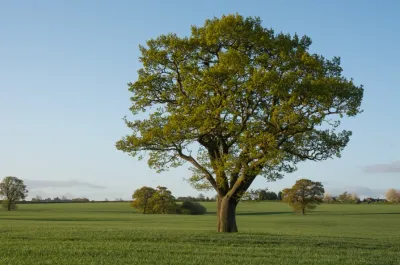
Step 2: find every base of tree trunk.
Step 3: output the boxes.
[217,196,238,232]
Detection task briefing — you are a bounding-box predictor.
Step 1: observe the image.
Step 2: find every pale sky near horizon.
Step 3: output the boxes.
[1,0,399,200]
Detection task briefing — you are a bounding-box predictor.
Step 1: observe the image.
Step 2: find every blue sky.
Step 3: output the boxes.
[0,0,399,200]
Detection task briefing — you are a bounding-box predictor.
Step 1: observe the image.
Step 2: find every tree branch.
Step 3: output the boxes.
[176,150,220,194]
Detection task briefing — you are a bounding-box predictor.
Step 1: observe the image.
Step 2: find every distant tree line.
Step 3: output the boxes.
[323,189,400,204]
[2,175,399,216]
[241,189,282,202]
[323,192,361,204]
[177,193,216,202]
[280,179,400,215]
[131,186,206,215]
[29,196,90,203]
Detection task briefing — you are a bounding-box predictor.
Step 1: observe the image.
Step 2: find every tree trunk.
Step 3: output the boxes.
[217,196,238,232]
[7,200,11,211]
[302,207,305,215]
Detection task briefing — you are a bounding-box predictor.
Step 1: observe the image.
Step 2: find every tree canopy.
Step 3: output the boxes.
[282,179,324,214]
[385,189,400,203]
[131,186,177,214]
[149,186,177,214]
[0,176,28,211]
[337,191,360,204]
[116,14,363,232]
[131,186,156,213]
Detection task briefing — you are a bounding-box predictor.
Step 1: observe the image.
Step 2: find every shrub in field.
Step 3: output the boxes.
[282,179,324,215]
[180,201,207,215]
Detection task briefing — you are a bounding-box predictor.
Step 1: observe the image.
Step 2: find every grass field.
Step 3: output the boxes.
[1,202,399,265]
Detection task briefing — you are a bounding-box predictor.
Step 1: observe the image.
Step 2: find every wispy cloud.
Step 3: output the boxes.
[24,180,106,189]
[363,160,400,173]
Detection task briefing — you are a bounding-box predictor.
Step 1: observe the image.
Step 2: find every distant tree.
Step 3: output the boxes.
[240,191,253,201]
[104,198,109,202]
[197,193,205,201]
[149,186,177,214]
[71,198,89,202]
[131,186,156,213]
[177,196,196,202]
[277,191,283,201]
[31,195,43,202]
[250,189,278,201]
[259,189,278,200]
[256,189,267,200]
[323,193,335,203]
[282,179,324,215]
[267,191,278,200]
[385,189,400,203]
[0,176,28,211]
[337,191,350,202]
[53,197,61,202]
[350,193,360,204]
[337,191,360,204]
[246,189,257,201]
[337,191,349,202]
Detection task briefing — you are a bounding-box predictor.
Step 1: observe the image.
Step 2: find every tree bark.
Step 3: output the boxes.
[217,196,238,232]
[7,200,11,211]
[302,207,305,215]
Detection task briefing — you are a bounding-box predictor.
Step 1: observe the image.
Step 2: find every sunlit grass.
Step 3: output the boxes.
[1,202,399,264]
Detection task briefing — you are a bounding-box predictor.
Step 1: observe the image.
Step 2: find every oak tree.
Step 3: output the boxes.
[149,186,177,214]
[131,186,156,213]
[116,14,363,232]
[0,176,28,211]
[282,179,324,214]
[131,186,177,214]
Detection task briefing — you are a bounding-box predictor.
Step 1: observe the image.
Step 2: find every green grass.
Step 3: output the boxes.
[1,202,399,265]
